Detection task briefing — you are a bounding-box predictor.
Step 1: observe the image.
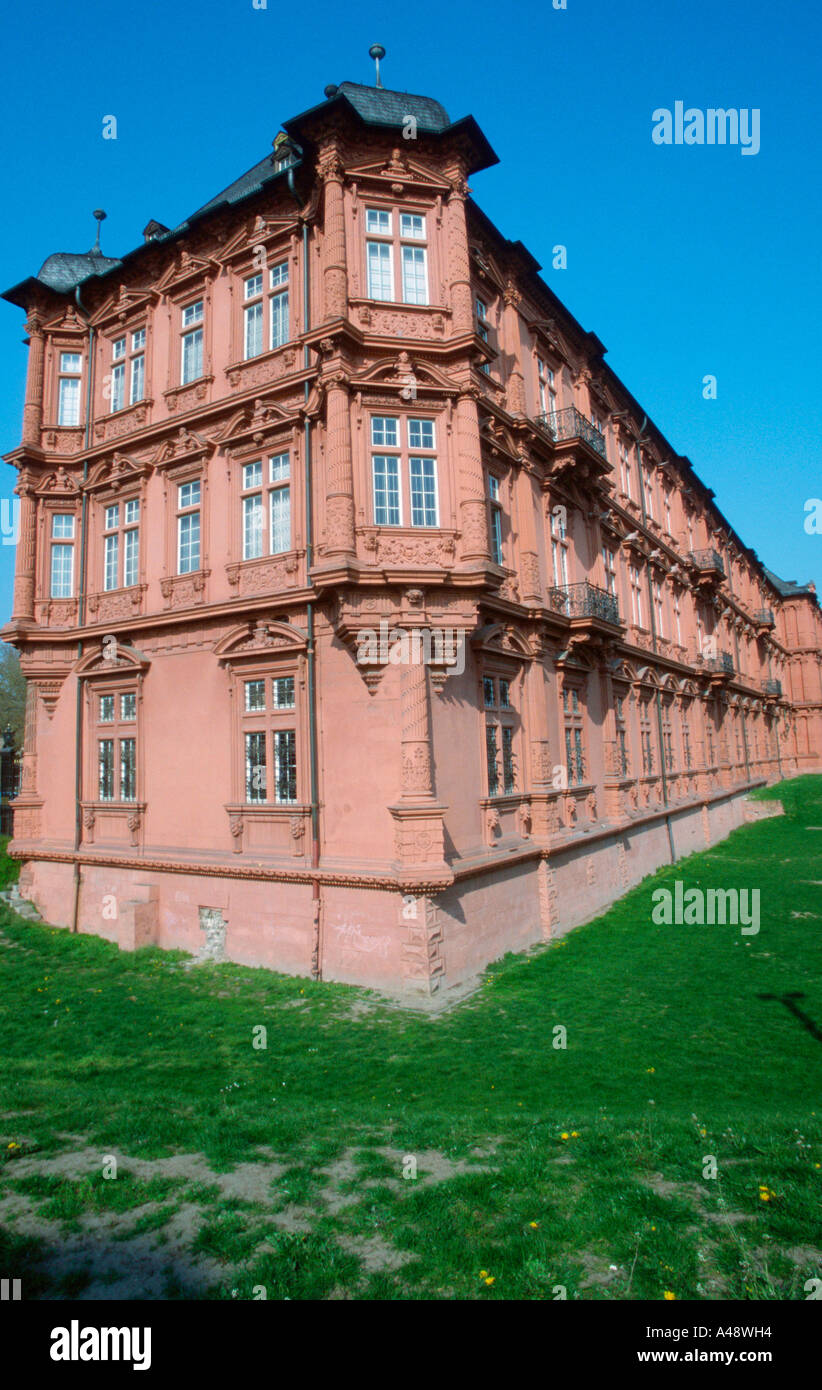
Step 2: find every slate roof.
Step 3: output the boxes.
[35,249,122,294]
[333,81,451,132]
[764,569,817,599]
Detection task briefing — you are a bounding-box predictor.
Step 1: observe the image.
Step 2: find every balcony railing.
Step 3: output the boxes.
[536,406,607,459]
[755,608,775,628]
[690,548,725,577]
[700,650,735,676]
[764,678,782,697]
[547,581,620,625]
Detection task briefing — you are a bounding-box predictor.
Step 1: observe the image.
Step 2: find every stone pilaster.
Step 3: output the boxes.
[390,662,449,882]
[318,149,347,321]
[444,170,474,335]
[22,314,45,447]
[12,471,36,622]
[455,392,491,565]
[323,376,356,558]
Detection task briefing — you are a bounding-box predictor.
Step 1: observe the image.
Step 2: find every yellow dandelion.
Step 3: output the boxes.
[571,1131,580,1137]
[646,1067,655,1073]
[663,1291,676,1300]
[484,1276,495,1286]
[529,1221,539,1229]
[560,1132,570,1140]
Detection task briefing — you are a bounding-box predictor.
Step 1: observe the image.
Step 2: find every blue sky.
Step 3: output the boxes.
[1,0,819,615]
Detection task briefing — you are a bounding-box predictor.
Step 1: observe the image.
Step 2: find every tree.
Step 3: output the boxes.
[0,643,26,748]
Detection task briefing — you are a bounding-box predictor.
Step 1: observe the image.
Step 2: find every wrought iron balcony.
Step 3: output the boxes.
[547,581,620,625]
[701,650,735,676]
[763,678,782,697]
[755,608,775,628]
[536,406,607,459]
[689,548,725,577]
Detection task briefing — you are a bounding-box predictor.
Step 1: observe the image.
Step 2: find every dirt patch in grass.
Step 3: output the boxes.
[338,1233,414,1273]
[8,1145,287,1204]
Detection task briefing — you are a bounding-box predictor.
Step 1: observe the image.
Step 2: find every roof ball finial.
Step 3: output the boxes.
[369,43,386,88]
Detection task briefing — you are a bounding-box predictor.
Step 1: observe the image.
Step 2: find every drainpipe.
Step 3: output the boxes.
[288,168,322,978]
[635,420,676,862]
[70,285,95,932]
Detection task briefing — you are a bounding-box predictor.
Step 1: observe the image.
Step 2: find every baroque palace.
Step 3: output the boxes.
[3,58,821,994]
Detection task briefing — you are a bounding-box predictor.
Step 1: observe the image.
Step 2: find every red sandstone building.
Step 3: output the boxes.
[3,61,821,994]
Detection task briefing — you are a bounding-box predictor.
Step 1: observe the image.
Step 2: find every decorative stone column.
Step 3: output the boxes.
[12,470,36,622]
[455,391,491,565]
[22,314,45,447]
[400,660,434,800]
[444,169,474,334]
[318,149,347,321]
[323,375,356,559]
[514,453,542,602]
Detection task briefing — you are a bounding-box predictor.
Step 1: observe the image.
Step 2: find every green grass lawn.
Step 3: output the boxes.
[1,776,821,1301]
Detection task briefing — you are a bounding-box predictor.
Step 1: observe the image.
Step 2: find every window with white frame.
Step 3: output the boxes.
[57,352,82,426]
[551,506,569,587]
[639,696,655,775]
[537,357,558,421]
[242,675,298,805]
[653,577,665,636]
[673,588,683,646]
[241,453,291,559]
[602,544,617,596]
[488,474,503,563]
[181,300,204,384]
[618,439,633,499]
[365,208,429,304]
[370,417,438,528]
[562,684,586,785]
[109,330,146,412]
[241,262,291,355]
[50,513,75,598]
[176,479,201,574]
[476,297,492,374]
[629,562,644,626]
[484,674,517,796]
[95,685,137,802]
[102,498,140,591]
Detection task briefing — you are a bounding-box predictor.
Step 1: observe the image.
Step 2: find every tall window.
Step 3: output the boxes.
[661,701,674,772]
[602,544,617,595]
[484,674,516,796]
[705,702,716,765]
[618,440,633,500]
[681,701,693,769]
[653,578,665,636]
[639,698,654,775]
[476,298,491,374]
[663,486,673,536]
[643,463,656,520]
[177,479,201,574]
[58,352,82,426]
[488,474,503,563]
[614,694,630,776]
[370,417,438,528]
[365,208,428,304]
[96,688,137,802]
[537,358,558,421]
[242,675,297,805]
[563,686,586,786]
[673,589,683,646]
[50,513,75,598]
[269,262,289,348]
[629,563,644,626]
[244,274,264,358]
[241,453,291,558]
[181,300,204,384]
[109,331,145,412]
[103,498,140,590]
[551,507,569,587]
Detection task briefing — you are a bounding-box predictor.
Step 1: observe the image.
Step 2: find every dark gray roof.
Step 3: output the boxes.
[334,81,450,132]
[35,249,122,294]
[764,569,816,598]
[184,154,285,221]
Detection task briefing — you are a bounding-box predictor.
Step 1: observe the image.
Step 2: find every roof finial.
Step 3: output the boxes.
[92,209,107,252]
[369,44,385,88]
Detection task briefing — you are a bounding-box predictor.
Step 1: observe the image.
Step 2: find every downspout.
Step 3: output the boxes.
[635,420,676,861]
[71,285,95,931]
[288,168,322,979]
